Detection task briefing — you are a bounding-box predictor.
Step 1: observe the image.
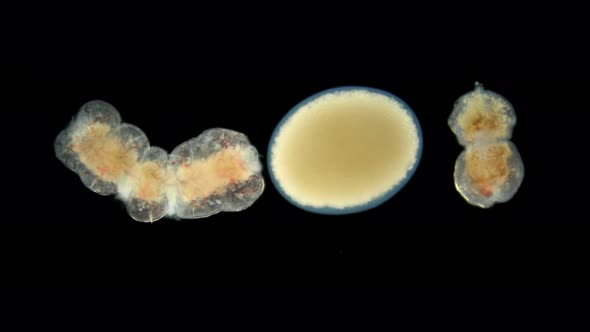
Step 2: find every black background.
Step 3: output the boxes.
[5,76,587,288]
[2,8,589,332]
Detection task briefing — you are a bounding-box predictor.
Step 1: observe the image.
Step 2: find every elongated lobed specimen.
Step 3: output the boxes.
[55,100,264,222]
[449,84,524,208]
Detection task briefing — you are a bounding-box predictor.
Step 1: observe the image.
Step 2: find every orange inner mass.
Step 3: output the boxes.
[462,110,501,141]
[176,147,250,202]
[133,161,167,201]
[71,123,137,182]
[465,143,511,197]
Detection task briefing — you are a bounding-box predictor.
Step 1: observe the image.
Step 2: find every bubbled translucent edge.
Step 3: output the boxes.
[55,100,265,222]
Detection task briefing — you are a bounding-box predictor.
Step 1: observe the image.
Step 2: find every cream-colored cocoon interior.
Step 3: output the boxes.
[271,89,420,209]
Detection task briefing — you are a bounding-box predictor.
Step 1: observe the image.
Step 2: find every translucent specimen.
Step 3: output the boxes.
[169,128,264,219]
[268,87,423,214]
[55,100,264,222]
[449,83,524,208]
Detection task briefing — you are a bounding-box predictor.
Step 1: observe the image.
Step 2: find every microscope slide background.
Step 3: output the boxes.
[4,74,588,288]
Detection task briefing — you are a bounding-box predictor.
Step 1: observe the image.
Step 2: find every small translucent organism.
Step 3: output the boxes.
[55,100,264,222]
[449,83,524,208]
[268,87,423,214]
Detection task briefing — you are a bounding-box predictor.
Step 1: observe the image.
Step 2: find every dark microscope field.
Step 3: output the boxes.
[4,78,588,288]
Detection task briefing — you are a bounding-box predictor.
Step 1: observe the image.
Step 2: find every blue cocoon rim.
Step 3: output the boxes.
[267,86,423,215]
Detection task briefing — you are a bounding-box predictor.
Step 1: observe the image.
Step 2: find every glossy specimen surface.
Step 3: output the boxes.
[449,83,524,208]
[55,101,264,222]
